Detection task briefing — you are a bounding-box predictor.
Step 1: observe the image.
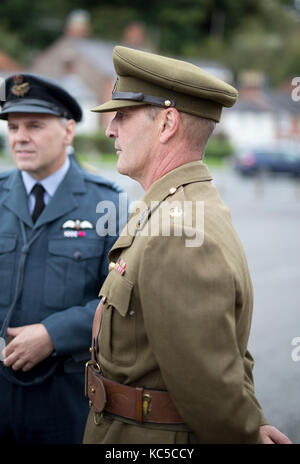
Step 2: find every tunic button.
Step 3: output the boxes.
[129,310,135,317]
[102,296,107,304]
[74,250,82,260]
[169,187,177,194]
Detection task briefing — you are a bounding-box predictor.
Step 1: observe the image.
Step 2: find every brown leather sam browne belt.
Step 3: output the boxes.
[85,362,184,425]
[86,299,184,425]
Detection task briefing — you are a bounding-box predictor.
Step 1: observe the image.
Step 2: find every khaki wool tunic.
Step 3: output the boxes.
[83,161,265,444]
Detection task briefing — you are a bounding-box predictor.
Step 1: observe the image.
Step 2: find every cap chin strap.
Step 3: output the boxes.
[112,91,176,108]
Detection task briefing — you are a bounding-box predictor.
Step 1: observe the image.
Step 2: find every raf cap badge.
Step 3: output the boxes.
[11,75,30,98]
[62,219,93,237]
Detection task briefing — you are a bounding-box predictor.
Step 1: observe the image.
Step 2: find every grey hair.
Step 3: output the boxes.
[180,113,216,157]
[59,117,69,127]
[144,105,162,120]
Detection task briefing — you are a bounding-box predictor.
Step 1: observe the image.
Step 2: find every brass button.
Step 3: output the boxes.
[164,100,171,107]
[91,387,95,393]
[109,261,116,271]
[170,206,183,217]
[169,187,177,194]
[102,296,107,304]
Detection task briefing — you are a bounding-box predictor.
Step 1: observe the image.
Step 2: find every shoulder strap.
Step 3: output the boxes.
[91,299,104,362]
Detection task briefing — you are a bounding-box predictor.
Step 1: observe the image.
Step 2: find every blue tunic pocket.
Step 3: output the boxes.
[45,238,104,309]
[0,235,17,306]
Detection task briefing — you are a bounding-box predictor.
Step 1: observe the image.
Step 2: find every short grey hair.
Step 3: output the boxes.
[59,117,69,127]
[180,112,216,157]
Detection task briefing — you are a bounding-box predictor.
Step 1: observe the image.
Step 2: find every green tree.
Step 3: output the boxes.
[0,0,298,85]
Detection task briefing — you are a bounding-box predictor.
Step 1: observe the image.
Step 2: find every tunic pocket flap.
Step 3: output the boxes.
[0,235,17,253]
[99,271,133,317]
[48,239,104,260]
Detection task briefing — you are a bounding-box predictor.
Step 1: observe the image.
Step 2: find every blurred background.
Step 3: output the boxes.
[0,0,299,443]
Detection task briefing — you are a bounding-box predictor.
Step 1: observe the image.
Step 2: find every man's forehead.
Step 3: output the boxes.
[7,113,58,123]
[115,105,149,116]
[116,106,137,114]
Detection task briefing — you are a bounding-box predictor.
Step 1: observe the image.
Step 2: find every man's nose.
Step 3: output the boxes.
[14,127,30,142]
[105,118,117,138]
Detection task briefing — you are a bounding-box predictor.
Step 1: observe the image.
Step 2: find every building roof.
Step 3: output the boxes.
[72,38,116,77]
[0,51,22,72]
[233,88,300,115]
[58,72,96,99]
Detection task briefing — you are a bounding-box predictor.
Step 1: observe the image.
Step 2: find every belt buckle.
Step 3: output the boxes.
[93,411,103,425]
[84,359,100,398]
[143,393,152,419]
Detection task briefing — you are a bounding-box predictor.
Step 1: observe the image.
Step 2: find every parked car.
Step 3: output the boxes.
[234,149,300,177]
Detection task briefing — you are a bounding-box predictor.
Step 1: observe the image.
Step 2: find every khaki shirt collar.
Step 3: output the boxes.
[142,160,212,205]
[109,161,212,255]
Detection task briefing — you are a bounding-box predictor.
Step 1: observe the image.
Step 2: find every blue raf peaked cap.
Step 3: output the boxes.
[0,73,82,122]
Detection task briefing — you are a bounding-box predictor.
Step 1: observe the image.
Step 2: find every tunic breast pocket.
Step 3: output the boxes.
[44,239,104,309]
[0,235,17,306]
[99,271,136,367]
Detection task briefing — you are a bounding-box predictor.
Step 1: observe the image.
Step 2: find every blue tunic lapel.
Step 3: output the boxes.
[2,169,33,228]
[2,161,86,229]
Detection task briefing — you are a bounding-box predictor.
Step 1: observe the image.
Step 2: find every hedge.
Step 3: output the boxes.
[74,130,234,160]
[205,136,234,160]
[73,131,114,155]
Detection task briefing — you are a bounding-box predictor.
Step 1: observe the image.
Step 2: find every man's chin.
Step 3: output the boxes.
[15,161,34,171]
[116,160,128,176]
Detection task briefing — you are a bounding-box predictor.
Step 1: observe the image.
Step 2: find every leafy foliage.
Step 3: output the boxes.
[0,0,299,85]
[73,131,114,155]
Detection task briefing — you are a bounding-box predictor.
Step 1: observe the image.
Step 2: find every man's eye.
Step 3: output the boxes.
[116,112,126,120]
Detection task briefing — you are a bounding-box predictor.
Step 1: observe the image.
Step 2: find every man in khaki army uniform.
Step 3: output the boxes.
[83,46,291,444]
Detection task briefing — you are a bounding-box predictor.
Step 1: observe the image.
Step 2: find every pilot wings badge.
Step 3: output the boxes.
[62,219,94,238]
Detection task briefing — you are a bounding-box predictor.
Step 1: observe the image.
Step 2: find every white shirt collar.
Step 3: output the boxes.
[21,156,70,197]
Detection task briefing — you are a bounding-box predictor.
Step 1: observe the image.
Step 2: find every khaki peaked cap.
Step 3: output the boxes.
[92,46,238,122]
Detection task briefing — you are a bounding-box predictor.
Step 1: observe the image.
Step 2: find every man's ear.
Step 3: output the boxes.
[64,119,76,145]
[159,108,180,144]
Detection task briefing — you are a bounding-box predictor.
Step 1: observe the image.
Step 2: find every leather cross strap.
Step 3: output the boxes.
[91,299,103,362]
[87,298,184,424]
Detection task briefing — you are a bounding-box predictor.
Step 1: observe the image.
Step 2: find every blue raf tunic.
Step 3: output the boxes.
[0,159,123,443]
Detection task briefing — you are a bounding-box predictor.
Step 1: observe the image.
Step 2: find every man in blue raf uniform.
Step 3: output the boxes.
[0,73,123,443]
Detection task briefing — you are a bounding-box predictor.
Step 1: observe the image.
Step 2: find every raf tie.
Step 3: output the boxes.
[31,183,45,223]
